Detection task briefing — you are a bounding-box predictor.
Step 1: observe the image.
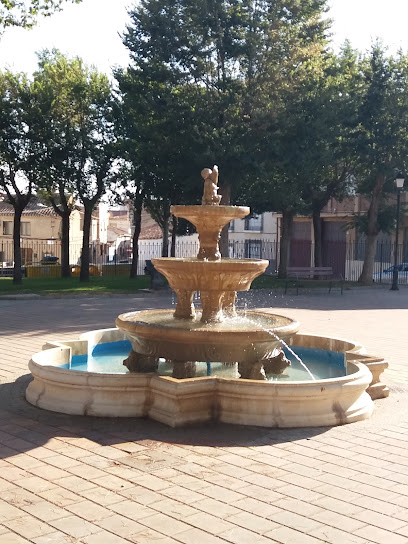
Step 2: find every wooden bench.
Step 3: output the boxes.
[285,266,343,295]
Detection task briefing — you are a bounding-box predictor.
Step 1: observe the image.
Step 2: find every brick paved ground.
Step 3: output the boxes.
[0,285,407,543]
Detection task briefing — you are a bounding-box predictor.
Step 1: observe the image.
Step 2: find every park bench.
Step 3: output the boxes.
[285,266,344,295]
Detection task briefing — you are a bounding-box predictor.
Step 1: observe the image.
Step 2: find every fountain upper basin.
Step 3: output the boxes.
[151,257,269,291]
[115,309,300,363]
[171,204,250,228]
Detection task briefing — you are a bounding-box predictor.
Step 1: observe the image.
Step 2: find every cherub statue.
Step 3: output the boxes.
[201,165,222,205]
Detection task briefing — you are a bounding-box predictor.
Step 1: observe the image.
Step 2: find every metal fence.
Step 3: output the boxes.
[0,238,407,283]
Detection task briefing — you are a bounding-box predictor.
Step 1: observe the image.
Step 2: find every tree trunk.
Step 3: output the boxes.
[80,206,93,282]
[60,212,71,278]
[219,183,231,258]
[130,198,142,279]
[359,173,384,284]
[13,208,23,285]
[171,216,177,258]
[161,204,170,257]
[312,208,323,267]
[278,208,294,279]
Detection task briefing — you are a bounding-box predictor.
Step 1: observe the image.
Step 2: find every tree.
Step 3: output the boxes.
[286,45,360,267]
[353,45,408,284]
[32,54,116,282]
[121,0,331,261]
[0,70,39,284]
[31,50,80,277]
[0,0,81,29]
[69,67,115,282]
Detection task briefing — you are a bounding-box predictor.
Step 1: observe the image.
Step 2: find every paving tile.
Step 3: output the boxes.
[21,500,70,522]
[32,532,79,544]
[81,530,134,544]
[183,511,235,535]
[90,474,134,491]
[309,525,370,544]
[219,526,276,544]
[0,500,25,523]
[175,527,227,544]
[231,497,282,518]
[109,499,159,521]
[352,509,407,531]
[3,514,56,539]
[66,500,113,522]
[149,498,199,519]
[80,486,125,506]
[193,497,242,519]
[119,487,163,506]
[226,511,280,534]
[50,514,101,538]
[310,508,366,532]
[36,481,83,504]
[264,525,324,544]
[354,525,408,544]
[0,532,32,544]
[96,514,146,538]
[138,512,191,536]
[55,474,99,492]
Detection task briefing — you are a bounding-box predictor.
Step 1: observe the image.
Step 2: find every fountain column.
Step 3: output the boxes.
[170,361,196,379]
[173,289,196,319]
[222,291,237,318]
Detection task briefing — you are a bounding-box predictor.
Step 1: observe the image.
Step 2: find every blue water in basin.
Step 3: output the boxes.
[60,340,347,381]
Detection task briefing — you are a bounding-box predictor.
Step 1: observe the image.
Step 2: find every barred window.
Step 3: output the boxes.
[244,214,263,231]
[3,221,12,235]
[21,222,31,236]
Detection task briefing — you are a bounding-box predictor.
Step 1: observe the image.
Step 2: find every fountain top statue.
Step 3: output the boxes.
[201,165,222,206]
[172,165,250,261]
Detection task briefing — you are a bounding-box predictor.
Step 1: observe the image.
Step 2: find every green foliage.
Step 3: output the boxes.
[0,69,40,202]
[0,0,81,29]
[353,45,408,191]
[119,0,331,211]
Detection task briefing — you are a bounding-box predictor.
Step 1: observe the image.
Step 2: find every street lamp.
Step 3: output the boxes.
[391,175,405,291]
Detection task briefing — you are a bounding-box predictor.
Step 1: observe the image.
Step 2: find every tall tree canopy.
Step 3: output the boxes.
[0,0,81,29]
[119,0,330,258]
[352,45,408,284]
[0,70,40,283]
[31,50,86,277]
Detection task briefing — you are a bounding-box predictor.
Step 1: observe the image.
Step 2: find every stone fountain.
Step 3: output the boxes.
[26,166,388,428]
[116,165,299,380]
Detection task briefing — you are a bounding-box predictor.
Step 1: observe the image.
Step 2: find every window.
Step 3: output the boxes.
[244,214,263,231]
[3,221,12,235]
[245,239,262,259]
[21,222,31,236]
[228,220,234,232]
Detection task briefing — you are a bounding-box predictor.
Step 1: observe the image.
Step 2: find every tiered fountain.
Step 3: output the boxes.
[26,166,388,428]
[116,165,299,381]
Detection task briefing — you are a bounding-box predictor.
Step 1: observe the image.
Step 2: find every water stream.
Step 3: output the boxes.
[265,329,316,380]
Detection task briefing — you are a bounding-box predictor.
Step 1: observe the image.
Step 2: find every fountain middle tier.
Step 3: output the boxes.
[151,257,269,322]
[115,309,300,366]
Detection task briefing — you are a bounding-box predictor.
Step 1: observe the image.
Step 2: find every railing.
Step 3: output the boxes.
[0,238,407,283]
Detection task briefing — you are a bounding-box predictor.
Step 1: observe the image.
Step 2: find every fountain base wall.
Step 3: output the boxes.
[26,328,384,428]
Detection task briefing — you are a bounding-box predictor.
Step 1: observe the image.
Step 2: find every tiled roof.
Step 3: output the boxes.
[0,201,57,217]
[140,210,162,240]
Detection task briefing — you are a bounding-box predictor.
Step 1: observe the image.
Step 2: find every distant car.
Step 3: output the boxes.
[373,263,408,283]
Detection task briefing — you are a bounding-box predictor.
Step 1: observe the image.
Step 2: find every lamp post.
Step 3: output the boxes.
[391,175,405,291]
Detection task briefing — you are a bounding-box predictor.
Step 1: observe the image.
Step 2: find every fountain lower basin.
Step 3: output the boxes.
[26,327,385,427]
[115,309,299,364]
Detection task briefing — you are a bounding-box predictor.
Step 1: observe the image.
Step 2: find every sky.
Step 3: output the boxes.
[1,0,408,77]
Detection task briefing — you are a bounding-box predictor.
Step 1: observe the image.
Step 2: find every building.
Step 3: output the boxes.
[0,198,91,266]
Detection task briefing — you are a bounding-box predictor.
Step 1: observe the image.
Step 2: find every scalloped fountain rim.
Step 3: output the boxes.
[25,327,389,428]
